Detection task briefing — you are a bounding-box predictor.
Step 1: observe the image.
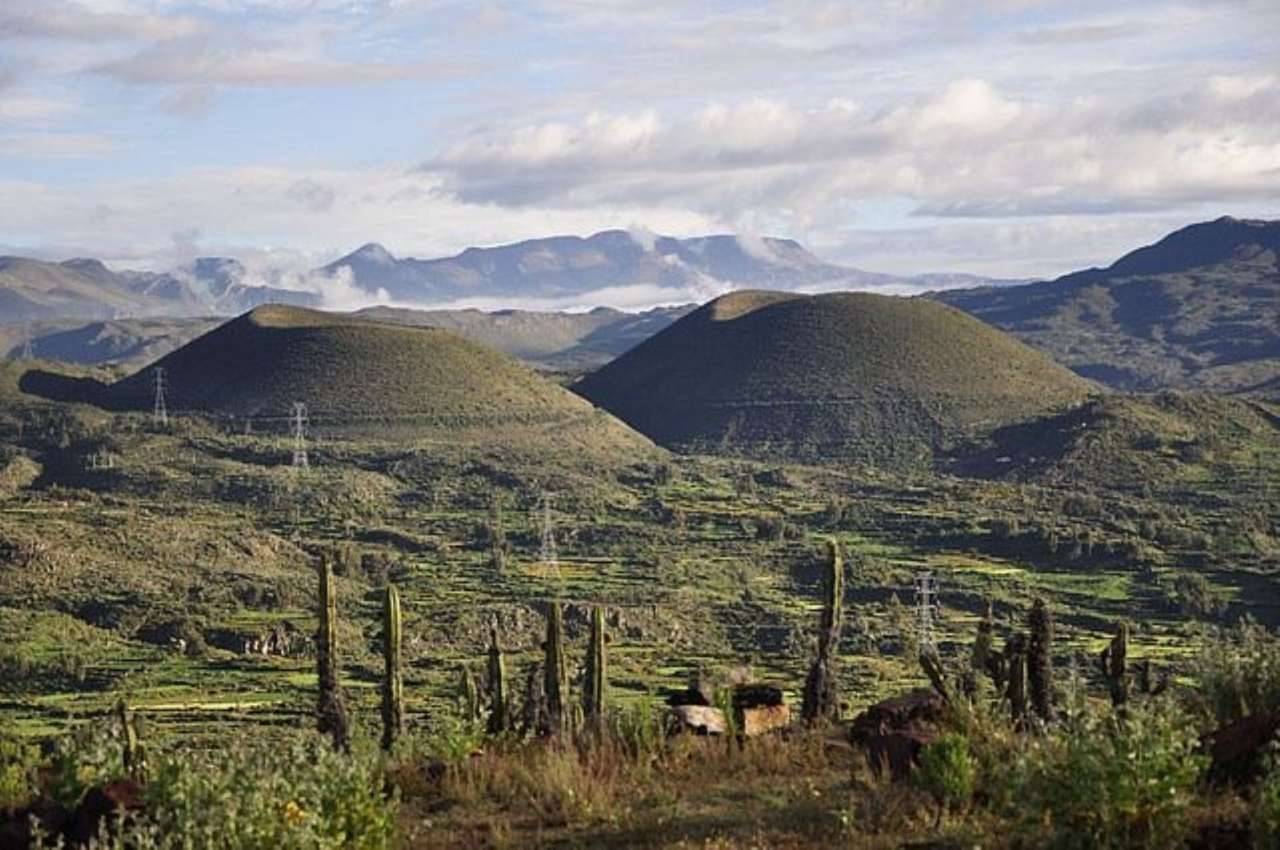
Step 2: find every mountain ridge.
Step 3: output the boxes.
[934,215,1280,394]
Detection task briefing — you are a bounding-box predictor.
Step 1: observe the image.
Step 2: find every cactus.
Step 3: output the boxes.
[583,605,607,731]
[970,598,1006,694]
[1098,621,1130,708]
[486,620,508,735]
[1004,632,1028,725]
[381,584,404,751]
[489,490,507,572]
[460,664,482,724]
[1027,597,1055,722]
[920,648,952,704]
[801,539,844,723]
[544,602,569,736]
[316,560,350,751]
[116,699,142,776]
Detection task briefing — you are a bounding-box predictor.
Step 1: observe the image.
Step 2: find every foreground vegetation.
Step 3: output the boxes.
[0,357,1277,846]
[4,622,1280,848]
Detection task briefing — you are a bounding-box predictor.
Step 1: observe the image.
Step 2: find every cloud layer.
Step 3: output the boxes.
[0,0,1276,290]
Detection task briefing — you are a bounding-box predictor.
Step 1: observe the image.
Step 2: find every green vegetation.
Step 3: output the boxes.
[576,290,1095,465]
[0,310,1276,847]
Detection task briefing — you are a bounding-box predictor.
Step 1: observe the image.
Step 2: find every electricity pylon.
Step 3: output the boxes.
[291,402,309,469]
[539,492,558,567]
[913,571,939,652]
[20,338,33,360]
[152,367,168,425]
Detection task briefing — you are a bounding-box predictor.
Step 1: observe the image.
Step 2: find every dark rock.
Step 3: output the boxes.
[732,683,784,709]
[67,779,144,844]
[848,689,945,781]
[1205,711,1280,786]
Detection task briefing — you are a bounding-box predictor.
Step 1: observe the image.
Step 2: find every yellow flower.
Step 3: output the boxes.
[282,799,306,827]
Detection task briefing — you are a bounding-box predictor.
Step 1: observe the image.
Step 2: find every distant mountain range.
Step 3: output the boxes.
[0,255,318,322]
[934,216,1280,394]
[322,230,1021,305]
[0,229,1023,325]
[2,218,1277,397]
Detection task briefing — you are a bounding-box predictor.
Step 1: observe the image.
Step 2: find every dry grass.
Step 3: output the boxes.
[396,729,955,850]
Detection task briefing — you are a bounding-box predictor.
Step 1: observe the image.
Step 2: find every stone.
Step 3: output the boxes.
[669,705,726,735]
[1205,711,1280,786]
[848,689,945,781]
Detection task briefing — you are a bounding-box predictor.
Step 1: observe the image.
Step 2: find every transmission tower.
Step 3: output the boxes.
[152,367,168,425]
[291,402,309,469]
[913,571,940,651]
[538,491,558,569]
[20,338,34,360]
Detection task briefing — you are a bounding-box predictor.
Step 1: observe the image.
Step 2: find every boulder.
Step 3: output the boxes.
[669,705,727,735]
[1205,712,1280,786]
[848,689,945,781]
[740,704,791,737]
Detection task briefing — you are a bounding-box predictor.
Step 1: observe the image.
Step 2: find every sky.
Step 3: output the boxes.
[0,0,1278,284]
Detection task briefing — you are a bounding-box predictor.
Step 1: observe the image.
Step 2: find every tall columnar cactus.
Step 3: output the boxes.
[460,664,482,724]
[972,599,995,676]
[544,602,569,736]
[381,584,404,751]
[1099,621,1130,708]
[316,560,350,751]
[802,539,844,723]
[1004,631,1028,725]
[116,699,141,776]
[1027,597,1055,722]
[583,605,607,730]
[486,621,508,735]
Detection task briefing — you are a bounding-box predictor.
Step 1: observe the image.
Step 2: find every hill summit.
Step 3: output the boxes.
[574,291,1095,465]
[107,305,652,454]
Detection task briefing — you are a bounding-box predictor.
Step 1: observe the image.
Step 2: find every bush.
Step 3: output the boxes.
[0,734,40,813]
[1254,750,1280,850]
[1190,621,1280,724]
[62,735,398,850]
[916,733,974,822]
[1000,700,1206,849]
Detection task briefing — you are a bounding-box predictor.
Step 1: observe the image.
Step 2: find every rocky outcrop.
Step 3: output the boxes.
[848,689,946,781]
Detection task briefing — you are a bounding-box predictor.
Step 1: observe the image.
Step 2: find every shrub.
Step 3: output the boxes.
[1000,700,1206,849]
[79,735,395,850]
[915,733,974,823]
[1254,749,1280,850]
[1190,621,1280,724]
[0,734,40,813]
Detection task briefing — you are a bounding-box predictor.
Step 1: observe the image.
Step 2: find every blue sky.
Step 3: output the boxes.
[0,0,1277,284]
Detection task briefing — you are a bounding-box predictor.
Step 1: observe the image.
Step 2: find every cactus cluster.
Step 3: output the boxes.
[801,539,844,723]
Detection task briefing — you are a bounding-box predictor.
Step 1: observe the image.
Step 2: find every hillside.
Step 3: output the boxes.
[0,317,221,371]
[574,290,1095,465]
[935,217,1280,393]
[104,306,653,454]
[952,391,1280,490]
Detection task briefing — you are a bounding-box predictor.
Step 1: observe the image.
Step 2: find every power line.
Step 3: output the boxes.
[291,402,309,469]
[152,367,168,426]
